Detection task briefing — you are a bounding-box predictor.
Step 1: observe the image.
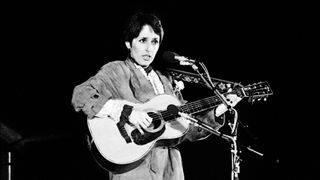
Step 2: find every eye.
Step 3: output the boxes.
[151,39,159,45]
[139,38,147,43]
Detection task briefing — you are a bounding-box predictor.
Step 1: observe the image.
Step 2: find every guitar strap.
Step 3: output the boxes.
[117,104,133,143]
[85,133,93,149]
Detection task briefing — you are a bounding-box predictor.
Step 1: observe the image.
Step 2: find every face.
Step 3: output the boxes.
[126,25,160,67]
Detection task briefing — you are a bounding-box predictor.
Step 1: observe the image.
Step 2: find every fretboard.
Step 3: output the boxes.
[154,95,223,123]
[153,81,272,122]
[180,95,221,115]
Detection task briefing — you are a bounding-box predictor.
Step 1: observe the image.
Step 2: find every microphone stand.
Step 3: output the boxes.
[179,112,235,141]
[189,62,243,180]
[229,109,241,180]
[179,111,240,180]
[168,59,265,179]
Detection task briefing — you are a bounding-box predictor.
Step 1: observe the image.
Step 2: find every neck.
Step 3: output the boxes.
[129,56,153,74]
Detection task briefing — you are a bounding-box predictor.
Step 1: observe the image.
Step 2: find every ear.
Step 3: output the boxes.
[125,41,131,49]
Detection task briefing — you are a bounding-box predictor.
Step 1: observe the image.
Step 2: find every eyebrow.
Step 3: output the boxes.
[139,36,159,40]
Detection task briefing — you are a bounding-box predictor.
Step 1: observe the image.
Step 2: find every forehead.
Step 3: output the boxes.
[137,25,160,39]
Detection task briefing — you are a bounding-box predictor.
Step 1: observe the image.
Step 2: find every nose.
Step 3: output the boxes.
[145,42,153,52]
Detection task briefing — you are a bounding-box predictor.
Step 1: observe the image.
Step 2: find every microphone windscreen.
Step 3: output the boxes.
[162,51,178,63]
[167,104,179,116]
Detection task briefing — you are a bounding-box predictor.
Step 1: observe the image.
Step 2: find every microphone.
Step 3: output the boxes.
[166,104,198,124]
[166,104,234,141]
[162,51,196,66]
[167,104,179,116]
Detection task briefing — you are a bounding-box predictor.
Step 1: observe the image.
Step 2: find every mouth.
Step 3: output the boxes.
[142,55,152,61]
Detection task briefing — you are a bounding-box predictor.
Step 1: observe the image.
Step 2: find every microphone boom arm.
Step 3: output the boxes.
[192,61,232,109]
[166,68,239,86]
[179,112,234,142]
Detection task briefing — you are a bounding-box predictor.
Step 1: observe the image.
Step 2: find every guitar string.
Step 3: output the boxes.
[152,84,267,120]
[147,84,268,125]
[150,93,223,121]
[179,84,268,113]
[152,95,221,121]
[175,84,267,115]
[149,85,268,125]
[145,95,221,130]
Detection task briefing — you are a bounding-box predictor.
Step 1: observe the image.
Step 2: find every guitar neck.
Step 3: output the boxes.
[158,81,272,121]
[156,94,222,123]
[180,95,221,115]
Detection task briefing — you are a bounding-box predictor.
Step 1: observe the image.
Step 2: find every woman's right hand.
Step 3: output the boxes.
[128,110,153,134]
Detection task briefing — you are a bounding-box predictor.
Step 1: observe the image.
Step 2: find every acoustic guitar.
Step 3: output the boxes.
[87,81,272,173]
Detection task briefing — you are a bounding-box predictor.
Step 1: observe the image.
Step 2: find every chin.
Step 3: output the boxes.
[143,61,152,67]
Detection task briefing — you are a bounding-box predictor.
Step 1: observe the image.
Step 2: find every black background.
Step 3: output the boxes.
[1,1,316,179]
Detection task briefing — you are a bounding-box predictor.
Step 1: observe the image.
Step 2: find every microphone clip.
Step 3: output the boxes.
[174,55,199,70]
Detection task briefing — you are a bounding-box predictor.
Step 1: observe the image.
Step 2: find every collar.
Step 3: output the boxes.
[128,56,153,75]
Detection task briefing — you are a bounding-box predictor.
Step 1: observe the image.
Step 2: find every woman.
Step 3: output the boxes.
[71,11,241,180]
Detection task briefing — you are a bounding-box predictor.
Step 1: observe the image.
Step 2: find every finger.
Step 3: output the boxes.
[229,94,241,102]
[136,125,144,135]
[139,121,148,129]
[142,119,151,128]
[145,115,153,123]
[226,94,234,99]
[142,113,152,123]
[145,116,153,123]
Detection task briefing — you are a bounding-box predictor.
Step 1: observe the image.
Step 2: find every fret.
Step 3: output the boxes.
[181,95,221,115]
[157,81,272,122]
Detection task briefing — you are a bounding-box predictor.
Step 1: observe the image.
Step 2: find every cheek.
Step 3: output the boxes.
[155,46,160,52]
[131,43,143,53]
[130,45,139,56]
[150,45,159,55]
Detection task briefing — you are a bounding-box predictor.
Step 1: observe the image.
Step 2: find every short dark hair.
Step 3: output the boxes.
[123,12,164,44]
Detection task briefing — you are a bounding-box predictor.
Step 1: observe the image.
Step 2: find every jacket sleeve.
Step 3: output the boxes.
[168,77,225,142]
[71,75,112,119]
[183,109,225,142]
[71,61,136,119]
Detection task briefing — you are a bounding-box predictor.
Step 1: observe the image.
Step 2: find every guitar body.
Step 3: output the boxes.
[87,94,190,173]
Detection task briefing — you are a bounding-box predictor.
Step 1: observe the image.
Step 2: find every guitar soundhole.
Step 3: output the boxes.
[131,112,166,145]
[131,126,165,145]
[149,120,161,130]
[146,112,162,130]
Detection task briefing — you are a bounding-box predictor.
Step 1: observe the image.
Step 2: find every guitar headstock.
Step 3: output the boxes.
[240,81,273,103]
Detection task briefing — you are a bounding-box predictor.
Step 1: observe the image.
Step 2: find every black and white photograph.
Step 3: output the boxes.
[1,1,314,180]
